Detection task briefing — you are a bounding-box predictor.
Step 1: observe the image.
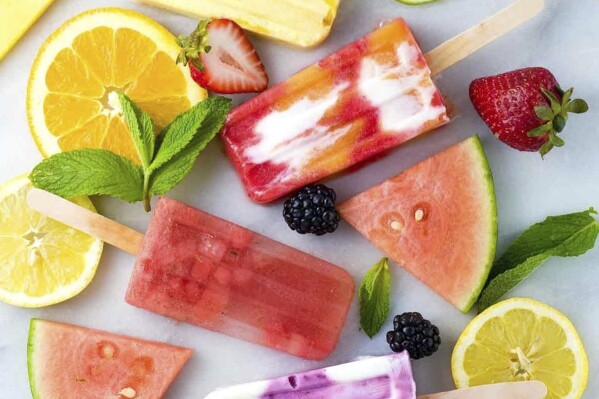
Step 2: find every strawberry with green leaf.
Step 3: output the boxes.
[176,19,268,94]
[470,67,588,157]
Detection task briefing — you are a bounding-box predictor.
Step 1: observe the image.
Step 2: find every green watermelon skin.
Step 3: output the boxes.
[339,136,497,313]
[28,319,192,399]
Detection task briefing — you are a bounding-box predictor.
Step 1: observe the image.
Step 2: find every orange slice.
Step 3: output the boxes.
[27,8,207,163]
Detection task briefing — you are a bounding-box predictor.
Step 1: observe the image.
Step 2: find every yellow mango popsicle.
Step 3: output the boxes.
[0,0,56,61]
[134,0,340,47]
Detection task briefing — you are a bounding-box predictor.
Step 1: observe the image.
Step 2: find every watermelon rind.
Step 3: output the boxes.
[28,318,41,399]
[459,136,497,313]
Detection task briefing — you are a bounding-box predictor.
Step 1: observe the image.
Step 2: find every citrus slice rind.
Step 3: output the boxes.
[0,175,103,308]
[452,298,588,399]
[27,8,207,162]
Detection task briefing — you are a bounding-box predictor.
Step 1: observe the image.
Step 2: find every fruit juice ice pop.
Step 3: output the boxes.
[204,352,416,399]
[125,197,355,360]
[221,19,450,203]
[134,0,339,47]
[0,0,56,61]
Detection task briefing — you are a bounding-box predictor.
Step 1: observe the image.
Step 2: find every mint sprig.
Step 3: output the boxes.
[30,94,231,211]
[478,208,599,311]
[359,257,392,338]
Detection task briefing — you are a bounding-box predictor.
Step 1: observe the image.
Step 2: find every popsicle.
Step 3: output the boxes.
[202,350,547,399]
[222,18,447,203]
[221,0,545,203]
[205,352,416,399]
[26,190,355,360]
[0,0,56,61]
[134,0,339,47]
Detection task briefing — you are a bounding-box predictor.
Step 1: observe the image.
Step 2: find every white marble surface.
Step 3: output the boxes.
[0,0,598,397]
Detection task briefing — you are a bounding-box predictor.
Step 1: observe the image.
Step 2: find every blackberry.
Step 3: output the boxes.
[283,184,341,236]
[386,312,441,360]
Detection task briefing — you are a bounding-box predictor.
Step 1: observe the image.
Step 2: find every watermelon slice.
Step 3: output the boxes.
[27,319,192,399]
[339,136,497,312]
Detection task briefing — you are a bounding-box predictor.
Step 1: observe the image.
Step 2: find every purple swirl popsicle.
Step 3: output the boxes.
[205,352,415,399]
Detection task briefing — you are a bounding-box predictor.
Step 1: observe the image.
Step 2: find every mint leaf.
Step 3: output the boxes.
[359,258,391,338]
[478,208,599,311]
[118,93,155,170]
[478,253,551,311]
[29,95,231,211]
[149,97,231,195]
[151,97,231,172]
[30,149,144,202]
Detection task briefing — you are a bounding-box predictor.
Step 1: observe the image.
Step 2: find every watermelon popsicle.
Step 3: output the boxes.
[222,18,450,203]
[26,190,355,360]
[204,352,416,399]
[125,198,355,360]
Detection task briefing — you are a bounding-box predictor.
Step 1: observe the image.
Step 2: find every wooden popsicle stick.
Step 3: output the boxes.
[417,381,547,399]
[426,0,545,76]
[27,188,144,256]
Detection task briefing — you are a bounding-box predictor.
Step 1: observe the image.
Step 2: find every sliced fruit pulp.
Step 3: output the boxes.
[453,298,588,399]
[221,18,449,203]
[339,136,496,312]
[0,176,102,307]
[125,197,355,360]
[46,28,188,163]
[28,319,191,399]
[28,8,206,163]
[467,311,574,381]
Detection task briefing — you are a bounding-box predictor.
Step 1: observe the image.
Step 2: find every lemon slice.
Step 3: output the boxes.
[0,176,103,308]
[452,298,588,399]
[27,7,207,163]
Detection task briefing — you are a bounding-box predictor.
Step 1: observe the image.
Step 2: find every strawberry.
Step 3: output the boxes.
[176,19,268,94]
[470,67,588,157]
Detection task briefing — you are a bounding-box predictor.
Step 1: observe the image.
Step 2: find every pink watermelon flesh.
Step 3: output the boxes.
[339,136,497,312]
[27,319,192,399]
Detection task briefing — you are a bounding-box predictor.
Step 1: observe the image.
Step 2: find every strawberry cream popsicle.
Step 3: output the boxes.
[221,19,449,203]
[125,197,355,360]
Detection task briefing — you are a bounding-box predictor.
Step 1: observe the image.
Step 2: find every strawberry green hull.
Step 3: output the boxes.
[27,319,192,399]
[339,136,497,312]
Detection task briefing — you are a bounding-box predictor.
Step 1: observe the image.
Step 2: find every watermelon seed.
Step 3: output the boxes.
[414,209,424,222]
[390,220,402,231]
[98,341,117,359]
[382,212,404,234]
[119,387,136,398]
[103,346,114,358]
